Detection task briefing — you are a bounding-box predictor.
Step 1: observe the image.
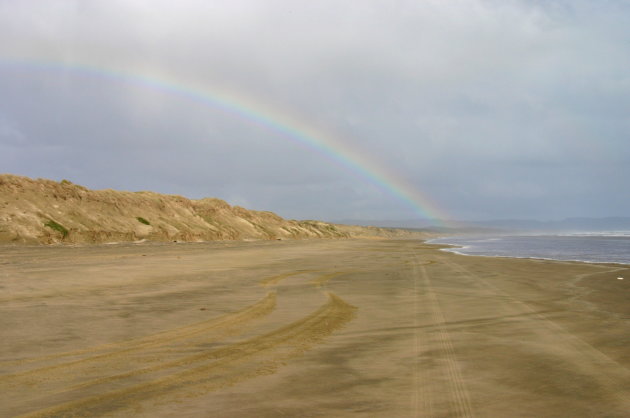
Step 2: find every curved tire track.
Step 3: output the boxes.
[1,292,277,387]
[310,271,351,287]
[260,270,318,287]
[19,293,357,418]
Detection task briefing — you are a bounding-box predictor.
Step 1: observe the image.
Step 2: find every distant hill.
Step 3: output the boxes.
[332,219,439,229]
[333,217,630,234]
[0,174,428,245]
[332,219,500,234]
[466,218,630,232]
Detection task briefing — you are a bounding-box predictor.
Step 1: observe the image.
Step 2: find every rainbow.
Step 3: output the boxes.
[0,57,449,223]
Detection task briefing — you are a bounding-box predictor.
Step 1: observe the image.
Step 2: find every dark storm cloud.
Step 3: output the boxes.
[1,0,629,221]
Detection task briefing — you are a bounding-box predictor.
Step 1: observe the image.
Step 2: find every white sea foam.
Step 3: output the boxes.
[557,231,630,237]
[429,234,630,265]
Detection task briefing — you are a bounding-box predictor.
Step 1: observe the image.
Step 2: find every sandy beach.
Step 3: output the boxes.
[1,239,629,417]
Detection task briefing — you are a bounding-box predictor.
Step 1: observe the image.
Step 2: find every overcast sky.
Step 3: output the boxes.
[1,0,629,222]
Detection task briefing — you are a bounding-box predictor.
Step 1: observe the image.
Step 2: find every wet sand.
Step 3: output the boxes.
[1,239,629,417]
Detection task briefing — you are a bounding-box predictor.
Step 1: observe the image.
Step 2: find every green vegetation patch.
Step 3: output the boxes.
[136,217,151,225]
[44,219,69,237]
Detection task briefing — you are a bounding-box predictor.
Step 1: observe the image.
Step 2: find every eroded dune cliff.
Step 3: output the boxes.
[0,174,425,244]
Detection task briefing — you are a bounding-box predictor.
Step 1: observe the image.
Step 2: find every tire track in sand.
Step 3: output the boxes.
[18,293,357,418]
[438,256,630,411]
[0,292,277,384]
[416,258,475,418]
[260,270,348,288]
[310,271,352,287]
[260,270,317,287]
[412,259,433,418]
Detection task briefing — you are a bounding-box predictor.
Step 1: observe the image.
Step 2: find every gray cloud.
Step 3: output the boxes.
[1,0,629,221]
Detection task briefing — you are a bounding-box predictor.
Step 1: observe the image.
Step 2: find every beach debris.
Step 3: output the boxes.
[617,277,624,280]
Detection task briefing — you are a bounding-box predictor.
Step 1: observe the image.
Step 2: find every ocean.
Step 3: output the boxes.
[428,233,630,265]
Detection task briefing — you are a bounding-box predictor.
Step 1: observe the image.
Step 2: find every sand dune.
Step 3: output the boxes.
[0,174,425,244]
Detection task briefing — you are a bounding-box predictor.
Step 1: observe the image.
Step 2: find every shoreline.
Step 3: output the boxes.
[428,235,630,266]
[438,245,630,267]
[2,239,629,417]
